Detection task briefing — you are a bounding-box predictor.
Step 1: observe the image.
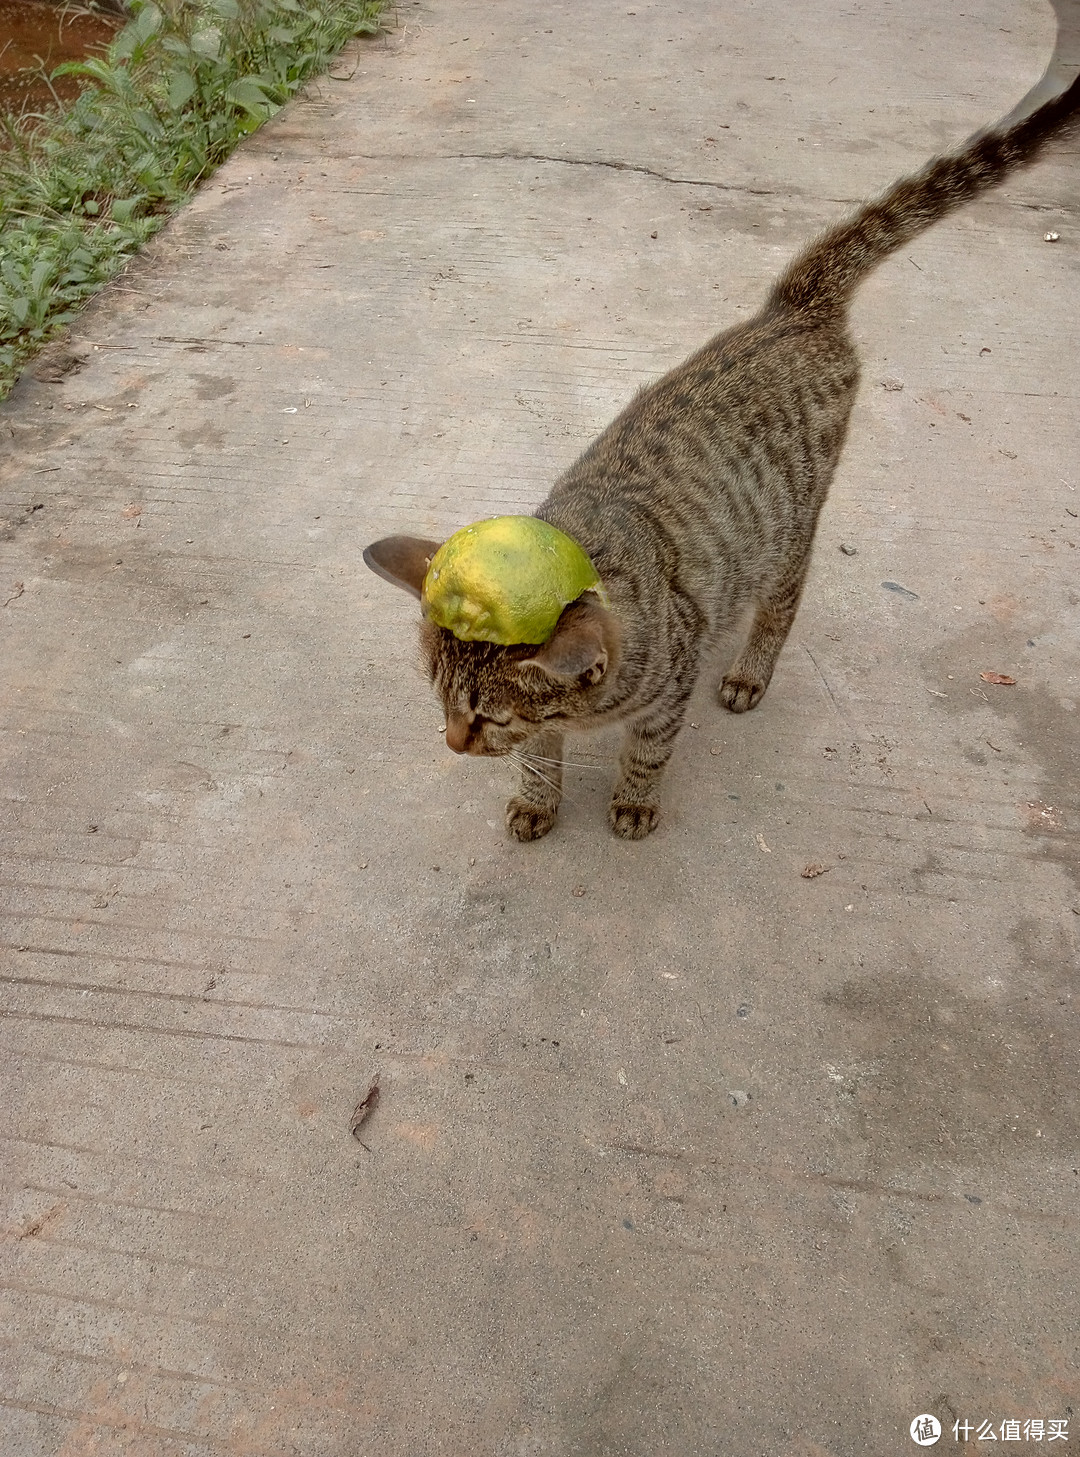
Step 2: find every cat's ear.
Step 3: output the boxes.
[363,536,442,600]
[522,595,619,686]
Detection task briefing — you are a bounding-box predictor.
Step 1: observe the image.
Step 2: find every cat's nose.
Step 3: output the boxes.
[445,712,471,754]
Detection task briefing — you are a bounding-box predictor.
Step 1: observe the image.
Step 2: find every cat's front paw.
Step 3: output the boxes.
[719,674,767,713]
[609,802,659,839]
[506,797,557,842]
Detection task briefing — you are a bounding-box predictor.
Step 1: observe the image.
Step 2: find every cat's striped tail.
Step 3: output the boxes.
[771,69,1080,316]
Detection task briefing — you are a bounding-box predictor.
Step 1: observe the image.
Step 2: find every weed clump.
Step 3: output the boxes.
[0,0,382,394]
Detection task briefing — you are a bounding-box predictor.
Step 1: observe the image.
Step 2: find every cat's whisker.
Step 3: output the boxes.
[510,754,559,790]
[516,750,604,778]
[520,751,607,771]
[508,751,568,799]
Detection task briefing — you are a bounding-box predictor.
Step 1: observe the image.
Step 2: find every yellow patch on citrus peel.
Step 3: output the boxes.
[422,516,607,645]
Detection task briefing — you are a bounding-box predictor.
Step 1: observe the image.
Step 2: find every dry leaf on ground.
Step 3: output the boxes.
[350,1079,380,1140]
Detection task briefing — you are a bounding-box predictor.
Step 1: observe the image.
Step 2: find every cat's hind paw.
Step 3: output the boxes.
[506,797,557,841]
[719,673,767,713]
[609,802,659,839]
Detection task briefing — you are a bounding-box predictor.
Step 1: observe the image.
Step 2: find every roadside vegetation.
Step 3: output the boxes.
[0,0,383,396]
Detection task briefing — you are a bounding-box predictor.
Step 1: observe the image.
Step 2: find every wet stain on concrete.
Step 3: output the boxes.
[193,374,239,402]
[177,423,227,451]
[823,965,1078,1166]
[923,623,1079,895]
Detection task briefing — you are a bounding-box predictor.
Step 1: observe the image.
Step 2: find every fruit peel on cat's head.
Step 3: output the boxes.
[420,515,609,645]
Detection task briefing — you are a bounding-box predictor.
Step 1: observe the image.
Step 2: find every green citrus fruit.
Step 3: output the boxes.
[421,516,605,645]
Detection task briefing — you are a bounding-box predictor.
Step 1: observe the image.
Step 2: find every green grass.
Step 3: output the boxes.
[0,0,383,395]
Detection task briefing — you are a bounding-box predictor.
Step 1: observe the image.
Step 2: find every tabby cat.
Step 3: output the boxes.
[365,67,1080,841]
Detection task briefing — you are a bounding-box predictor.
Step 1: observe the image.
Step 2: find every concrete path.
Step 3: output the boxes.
[2,1,1077,1452]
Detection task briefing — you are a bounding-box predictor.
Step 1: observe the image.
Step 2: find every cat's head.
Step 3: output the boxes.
[364,534,619,756]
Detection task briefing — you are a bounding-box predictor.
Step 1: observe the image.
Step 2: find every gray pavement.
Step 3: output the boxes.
[1,0,1078,1452]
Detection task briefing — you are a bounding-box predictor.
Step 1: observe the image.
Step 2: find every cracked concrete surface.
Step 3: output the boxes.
[1,0,1078,1453]
[347,149,807,195]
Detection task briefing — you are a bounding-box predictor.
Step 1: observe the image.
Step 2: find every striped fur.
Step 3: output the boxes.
[366,69,1080,840]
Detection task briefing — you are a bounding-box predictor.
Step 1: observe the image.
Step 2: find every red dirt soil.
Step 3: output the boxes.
[0,0,121,113]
